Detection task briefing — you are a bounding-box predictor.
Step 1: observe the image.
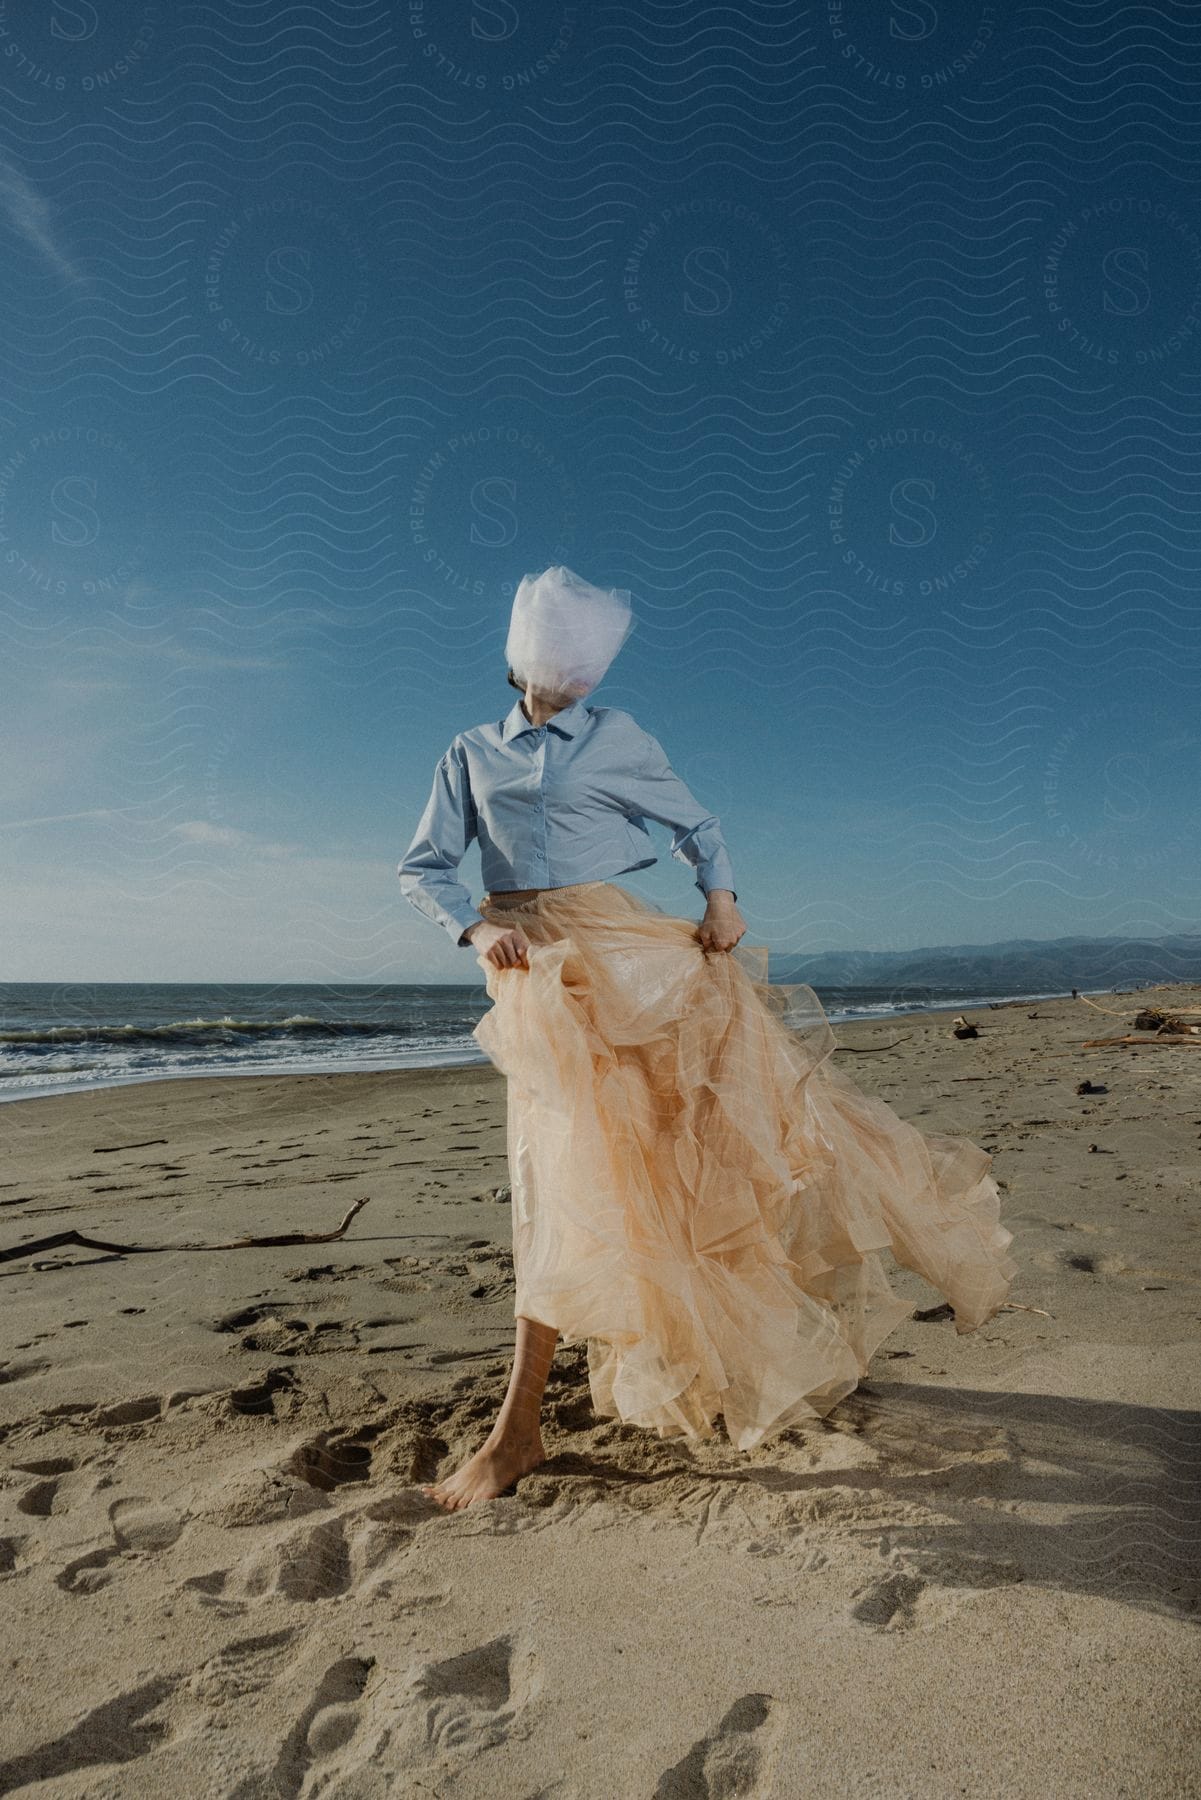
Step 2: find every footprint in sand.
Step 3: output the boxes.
[286,1429,375,1494]
[56,1545,123,1595]
[0,1358,52,1385]
[239,1516,355,1604]
[0,1527,24,1570]
[93,1395,165,1426]
[849,1553,1026,1631]
[406,1634,540,1755]
[848,1571,930,1630]
[226,1483,438,1608]
[0,1675,179,1794]
[655,1692,785,1798]
[16,1470,70,1517]
[185,1626,299,1706]
[225,1367,299,1418]
[109,1496,186,1553]
[297,1633,543,1792]
[50,1492,186,1594]
[278,1653,378,1794]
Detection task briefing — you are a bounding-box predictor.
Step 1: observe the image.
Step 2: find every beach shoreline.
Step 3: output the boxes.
[0,979,1166,1109]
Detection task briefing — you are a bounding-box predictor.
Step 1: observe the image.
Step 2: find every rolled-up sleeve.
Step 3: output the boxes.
[397,740,486,948]
[625,728,737,902]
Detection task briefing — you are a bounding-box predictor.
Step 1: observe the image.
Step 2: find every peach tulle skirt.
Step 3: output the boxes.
[471,880,1018,1453]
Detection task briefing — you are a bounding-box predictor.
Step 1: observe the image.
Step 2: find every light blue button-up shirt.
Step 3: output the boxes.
[398,697,737,947]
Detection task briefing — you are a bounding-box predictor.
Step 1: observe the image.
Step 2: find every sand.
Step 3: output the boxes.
[1,985,1198,1798]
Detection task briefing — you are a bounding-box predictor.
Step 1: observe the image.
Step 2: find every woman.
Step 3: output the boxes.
[398,566,1018,1512]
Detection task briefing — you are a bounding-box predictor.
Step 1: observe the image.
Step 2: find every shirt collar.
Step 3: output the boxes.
[501,695,588,742]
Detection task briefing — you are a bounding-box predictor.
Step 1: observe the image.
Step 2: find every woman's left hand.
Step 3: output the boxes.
[696,893,746,953]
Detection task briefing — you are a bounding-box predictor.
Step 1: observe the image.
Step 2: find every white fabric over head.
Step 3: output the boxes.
[505,564,634,698]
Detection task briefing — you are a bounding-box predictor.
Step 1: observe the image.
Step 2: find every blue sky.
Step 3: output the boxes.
[2,1,1199,982]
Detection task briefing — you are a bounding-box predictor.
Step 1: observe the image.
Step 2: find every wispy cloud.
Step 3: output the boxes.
[0,808,123,830]
[174,821,299,857]
[0,152,82,283]
[174,821,254,847]
[0,813,300,859]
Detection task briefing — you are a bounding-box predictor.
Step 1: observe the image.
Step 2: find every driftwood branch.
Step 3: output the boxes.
[1076,995,1143,1018]
[834,1036,913,1053]
[0,1195,371,1268]
[92,1138,169,1154]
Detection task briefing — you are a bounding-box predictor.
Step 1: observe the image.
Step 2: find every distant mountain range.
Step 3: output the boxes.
[769,931,1201,995]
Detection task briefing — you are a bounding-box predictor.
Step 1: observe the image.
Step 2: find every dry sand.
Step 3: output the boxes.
[1,984,1199,1798]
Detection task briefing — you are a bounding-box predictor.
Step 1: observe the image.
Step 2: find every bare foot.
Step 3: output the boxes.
[420,1426,545,1511]
[420,1428,544,1511]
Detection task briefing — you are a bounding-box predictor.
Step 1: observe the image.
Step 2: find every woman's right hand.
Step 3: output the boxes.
[466,919,530,970]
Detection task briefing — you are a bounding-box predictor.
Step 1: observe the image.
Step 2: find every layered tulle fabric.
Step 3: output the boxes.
[471,880,1018,1453]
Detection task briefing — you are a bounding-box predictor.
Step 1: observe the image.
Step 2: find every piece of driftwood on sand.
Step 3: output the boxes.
[0,1195,371,1269]
[1132,1008,1201,1035]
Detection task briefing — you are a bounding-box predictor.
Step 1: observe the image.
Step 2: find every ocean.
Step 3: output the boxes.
[0,977,1086,1106]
